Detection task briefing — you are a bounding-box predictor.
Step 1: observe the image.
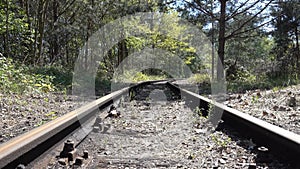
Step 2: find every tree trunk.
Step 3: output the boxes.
[217,0,227,81]
[36,0,49,65]
[22,0,33,64]
[211,0,215,80]
[50,0,59,65]
[4,0,9,57]
[295,26,300,75]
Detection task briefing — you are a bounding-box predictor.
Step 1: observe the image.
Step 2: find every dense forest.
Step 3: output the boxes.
[0,0,299,94]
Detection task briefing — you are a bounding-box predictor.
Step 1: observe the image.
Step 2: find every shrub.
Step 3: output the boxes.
[30,66,73,91]
[188,73,211,84]
[0,57,55,94]
[112,70,166,83]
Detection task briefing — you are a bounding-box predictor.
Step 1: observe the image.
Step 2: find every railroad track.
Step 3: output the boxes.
[0,80,299,168]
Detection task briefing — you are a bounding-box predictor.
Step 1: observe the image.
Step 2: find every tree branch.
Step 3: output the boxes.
[58,0,76,18]
[225,0,275,40]
[183,0,219,21]
[227,19,272,39]
[226,0,259,21]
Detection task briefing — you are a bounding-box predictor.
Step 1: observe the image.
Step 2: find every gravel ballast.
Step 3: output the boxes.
[224,84,300,135]
[0,92,84,143]
[46,84,293,168]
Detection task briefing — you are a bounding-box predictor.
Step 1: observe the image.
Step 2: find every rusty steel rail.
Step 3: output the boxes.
[0,80,166,169]
[167,82,300,165]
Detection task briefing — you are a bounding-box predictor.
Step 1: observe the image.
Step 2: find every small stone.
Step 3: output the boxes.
[187,154,193,160]
[256,92,261,97]
[262,110,269,116]
[278,105,287,111]
[95,117,102,124]
[104,151,111,155]
[177,164,183,168]
[58,158,67,165]
[288,96,296,107]
[273,105,279,110]
[219,158,226,164]
[102,124,110,133]
[16,164,26,169]
[74,156,84,166]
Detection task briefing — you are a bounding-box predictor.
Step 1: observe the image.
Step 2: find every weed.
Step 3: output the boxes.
[194,107,202,116]
[251,95,259,103]
[129,89,136,101]
[44,97,49,102]
[210,134,231,148]
[206,103,215,119]
[35,120,47,127]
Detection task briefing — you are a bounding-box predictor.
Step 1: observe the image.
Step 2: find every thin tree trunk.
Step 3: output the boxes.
[211,0,215,80]
[50,0,59,64]
[36,0,49,65]
[217,0,227,81]
[23,0,33,64]
[4,0,9,57]
[295,26,300,75]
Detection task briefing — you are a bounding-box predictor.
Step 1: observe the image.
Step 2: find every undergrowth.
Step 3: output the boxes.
[113,71,167,83]
[0,57,55,94]
[188,73,211,84]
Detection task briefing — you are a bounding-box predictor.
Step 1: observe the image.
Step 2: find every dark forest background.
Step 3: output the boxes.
[0,0,299,94]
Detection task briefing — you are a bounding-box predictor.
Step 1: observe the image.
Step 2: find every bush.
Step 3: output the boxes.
[112,70,166,83]
[0,57,55,94]
[188,73,211,84]
[30,66,73,91]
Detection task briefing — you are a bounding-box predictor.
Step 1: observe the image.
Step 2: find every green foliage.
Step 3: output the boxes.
[193,106,208,119]
[30,66,73,91]
[114,70,166,83]
[270,0,300,76]
[226,66,256,83]
[0,0,32,60]
[227,80,271,93]
[251,95,259,104]
[188,73,211,84]
[0,57,55,94]
[227,73,300,93]
[45,111,58,120]
[210,133,231,148]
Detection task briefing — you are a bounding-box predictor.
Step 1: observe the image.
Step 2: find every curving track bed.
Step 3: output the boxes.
[0,81,299,168]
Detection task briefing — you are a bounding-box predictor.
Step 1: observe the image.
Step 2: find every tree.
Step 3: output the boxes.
[271,0,300,77]
[169,0,275,80]
[0,0,31,60]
